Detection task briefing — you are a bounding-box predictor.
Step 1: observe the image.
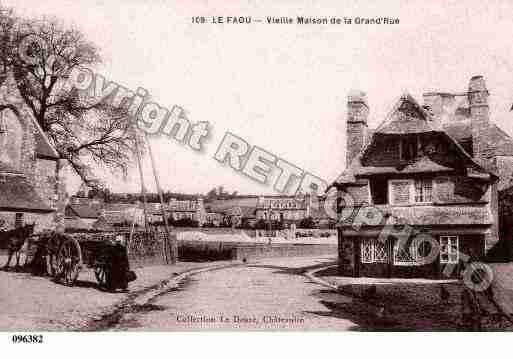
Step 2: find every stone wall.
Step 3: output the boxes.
[0,211,55,234]
[35,159,58,209]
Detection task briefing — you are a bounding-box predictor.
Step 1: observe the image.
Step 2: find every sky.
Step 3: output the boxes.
[4,0,513,196]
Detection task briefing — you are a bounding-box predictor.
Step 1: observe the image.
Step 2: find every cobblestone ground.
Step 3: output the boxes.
[320,267,513,331]
[489,263,513,314]
[111,256,360,331]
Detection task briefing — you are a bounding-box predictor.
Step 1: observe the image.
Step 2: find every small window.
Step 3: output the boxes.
[400,137,418,161]
[414,179,433,203]
[440,236,459,264]
[15,213,24,228]
[370,178,388,205]
[383,138,396,154]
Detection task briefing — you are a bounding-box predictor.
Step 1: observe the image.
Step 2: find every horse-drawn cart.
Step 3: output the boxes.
[39,232,136,291]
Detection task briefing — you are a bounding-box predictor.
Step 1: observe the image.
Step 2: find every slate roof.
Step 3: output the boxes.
[443,120,471,143]
[375,94,439,135]
[331,94,496,188]
[0,173,53,212]
[65,203,102,219]
[442,119,513,158]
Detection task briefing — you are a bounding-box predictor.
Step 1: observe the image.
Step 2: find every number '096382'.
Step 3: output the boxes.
[11,334,43,344]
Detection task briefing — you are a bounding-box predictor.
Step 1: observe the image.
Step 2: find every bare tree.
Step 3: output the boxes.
[1,7,141,188]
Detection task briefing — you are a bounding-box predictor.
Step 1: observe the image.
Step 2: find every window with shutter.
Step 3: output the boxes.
[389,180,413,205]
[15,213,23,228]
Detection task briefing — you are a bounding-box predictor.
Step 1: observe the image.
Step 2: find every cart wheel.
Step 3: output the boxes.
[94,265,110,289]
[56,237,82,286]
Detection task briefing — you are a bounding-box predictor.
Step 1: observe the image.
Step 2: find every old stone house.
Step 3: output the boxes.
[256,195,308,223]
[0,104,63,233]
[330,76,513,278]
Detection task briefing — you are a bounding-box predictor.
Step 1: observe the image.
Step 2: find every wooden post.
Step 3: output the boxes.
[145,134,176,264]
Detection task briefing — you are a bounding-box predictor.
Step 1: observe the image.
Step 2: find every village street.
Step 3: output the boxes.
[0,255,363,331]
[2,254,513,331]
[104,256,357,331]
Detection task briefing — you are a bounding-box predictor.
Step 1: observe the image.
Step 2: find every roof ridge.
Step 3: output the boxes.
[375,93,434,134]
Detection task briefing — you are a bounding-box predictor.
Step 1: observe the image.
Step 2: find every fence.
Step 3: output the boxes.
[125,228,173,267]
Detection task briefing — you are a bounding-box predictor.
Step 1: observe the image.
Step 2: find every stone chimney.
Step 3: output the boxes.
[346,90,368,166]
[468,75,490,164]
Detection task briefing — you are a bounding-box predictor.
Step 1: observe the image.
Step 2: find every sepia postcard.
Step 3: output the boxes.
[1,0,513,352]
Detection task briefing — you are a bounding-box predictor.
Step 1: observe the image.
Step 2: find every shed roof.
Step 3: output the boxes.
[0,173,54,212]
[65,203,102,219]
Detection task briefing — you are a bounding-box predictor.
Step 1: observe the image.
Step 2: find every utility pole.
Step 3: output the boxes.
[133,133,150,236]
[145,134,176,264]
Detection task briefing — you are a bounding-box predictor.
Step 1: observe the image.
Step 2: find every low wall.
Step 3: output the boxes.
[232,243,337,261]
[177,239,337,262]
[2,229,337,268]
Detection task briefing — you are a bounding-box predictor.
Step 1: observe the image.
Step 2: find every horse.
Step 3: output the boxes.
[1,223,36,271]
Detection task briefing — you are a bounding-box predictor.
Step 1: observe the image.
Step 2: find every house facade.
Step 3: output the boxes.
[64,196,103,230]
[331,76,512,278]
[255,196,308,223]
[168,198,206,225]
[0,104,64,233]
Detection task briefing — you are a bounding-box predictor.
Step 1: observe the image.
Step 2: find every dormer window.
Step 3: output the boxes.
[383,138,396,154]
[400,136,419,161]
